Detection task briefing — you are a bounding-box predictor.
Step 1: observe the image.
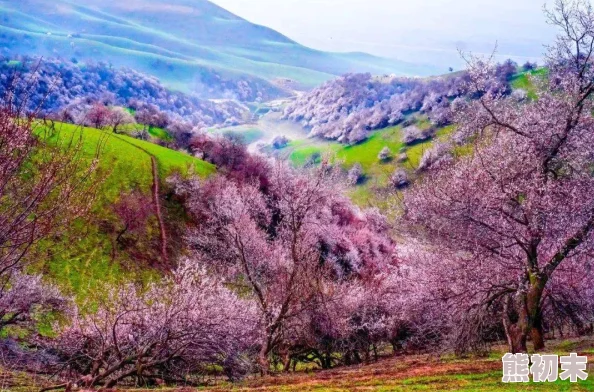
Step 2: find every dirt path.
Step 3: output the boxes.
[111,134,168,263]
[150,156,168,263]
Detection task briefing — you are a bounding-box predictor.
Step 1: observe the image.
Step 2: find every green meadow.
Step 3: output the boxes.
[28,123,214,301]
[282,117,455,206]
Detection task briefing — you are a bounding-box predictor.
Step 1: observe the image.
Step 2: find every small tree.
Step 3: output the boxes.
[272,135,290,149]
[401,125,433,145]
[390,169,409,189]
[134,104,169,129]
[0,273,67,333]
[347,163,364,185]
[378,146,392,161]
[417,143,452,171]
[85,103,111,129]
[112,191,153,246]
[522,61,537,71]
[108,107,136,133]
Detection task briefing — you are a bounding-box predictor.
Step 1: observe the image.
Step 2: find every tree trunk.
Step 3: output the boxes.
[322,351,333,369]
[531,323,545,351]
[258,345,270,376]
[282,352,291,373]
[508,323,528,353]
[503,274,547,353]
[503,294,528,353]
[527,274,546,351]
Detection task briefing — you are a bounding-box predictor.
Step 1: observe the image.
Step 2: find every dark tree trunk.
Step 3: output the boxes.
[344,351,353,366]
[259,345,270,376]
[527,274,546,351]
[282,353,291,373]
[531,323,545,351]
[503,274,547,353]
[508,323,528,354]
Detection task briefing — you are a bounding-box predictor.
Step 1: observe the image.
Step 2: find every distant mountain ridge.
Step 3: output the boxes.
[0,0,440,98]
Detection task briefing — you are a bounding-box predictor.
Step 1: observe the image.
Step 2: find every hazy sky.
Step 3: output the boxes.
[210,0,558,68]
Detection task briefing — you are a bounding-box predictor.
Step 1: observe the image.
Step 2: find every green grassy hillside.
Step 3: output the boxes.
[29,123,214,301]
[510,68,547,100]
[276,116,453,206]
[270,68,545,207]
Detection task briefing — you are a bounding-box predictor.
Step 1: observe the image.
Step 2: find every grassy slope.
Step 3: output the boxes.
[147,125,172,142]
[510,68,548,100]
[113,133,215,178]
[284,116,455,206]
[29,123,214,300]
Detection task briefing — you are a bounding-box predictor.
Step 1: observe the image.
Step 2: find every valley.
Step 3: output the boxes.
[2,1,594,391]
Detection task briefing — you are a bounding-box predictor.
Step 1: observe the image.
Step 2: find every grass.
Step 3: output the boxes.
[288,140,340,166]
[118,121,172,143]
[111,133,215,178]
[147,125,172,142]
[510,68,548,100]
[336,126,405,170]
[27,122,214,302]
[284,119,454,207]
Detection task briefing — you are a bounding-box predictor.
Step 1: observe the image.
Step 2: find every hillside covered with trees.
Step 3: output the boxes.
[281,60,526,144]
[0,57,252,128]
[0,0,439,94]
[3,0,594,391]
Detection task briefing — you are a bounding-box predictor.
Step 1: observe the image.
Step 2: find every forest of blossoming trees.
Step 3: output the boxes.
[2,0,594,389]
[281,59,522,144]
[0,57,257,132]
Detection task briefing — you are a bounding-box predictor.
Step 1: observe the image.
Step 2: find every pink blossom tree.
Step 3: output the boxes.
[378,146,392,161]
[0,273,67,332]
[112,191,153,246]
[347,163,364,185]
[46,261,257,389]
[404,0,594,353]
[108,107,136,133]
[84,103,112,129]
[181,163,395,374]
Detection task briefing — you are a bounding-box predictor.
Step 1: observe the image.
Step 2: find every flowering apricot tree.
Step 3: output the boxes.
[404,0,594,353]
[181,162,395,373]
[46,262,257,389]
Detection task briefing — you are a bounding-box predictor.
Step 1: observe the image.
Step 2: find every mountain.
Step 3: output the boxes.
[0,0,440,97]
